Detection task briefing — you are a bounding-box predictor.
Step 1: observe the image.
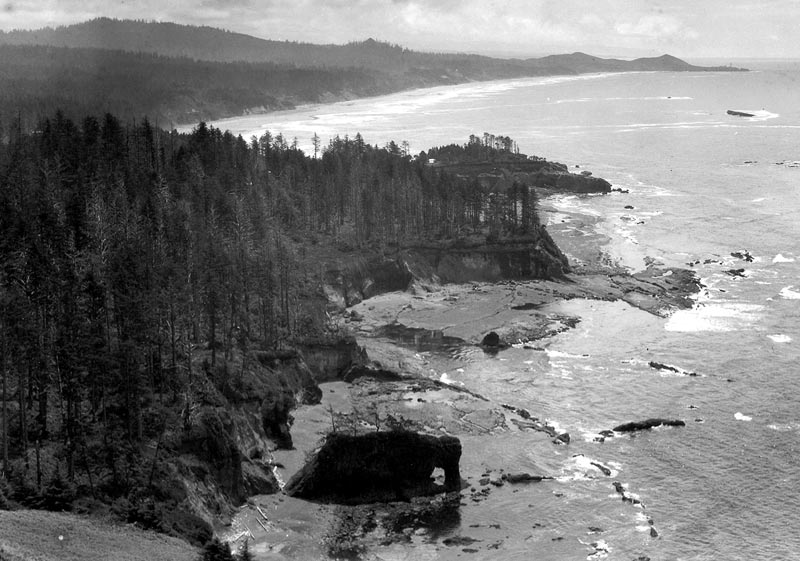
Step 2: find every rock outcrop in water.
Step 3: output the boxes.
[612,419,686,432]
[284,431,462,503]
[648,361,698,376]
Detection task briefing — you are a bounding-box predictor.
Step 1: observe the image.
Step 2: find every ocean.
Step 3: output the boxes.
[201,64,800,560]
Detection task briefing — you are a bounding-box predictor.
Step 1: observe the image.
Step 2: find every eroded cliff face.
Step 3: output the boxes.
[526,169,612,193]
[158,345,361,529]
[323,256,415,307]
[322,229,570,307]
[403,228,569,284]
[435,159,612,194]
[297,338,367,382]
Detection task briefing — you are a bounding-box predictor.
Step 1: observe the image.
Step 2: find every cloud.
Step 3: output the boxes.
[0,0,797,57]
[614,14,694,40]
[200,0,251,7]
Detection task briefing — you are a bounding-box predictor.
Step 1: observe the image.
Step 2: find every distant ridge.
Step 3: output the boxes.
[0,18,747,128]
[0,18,746,73]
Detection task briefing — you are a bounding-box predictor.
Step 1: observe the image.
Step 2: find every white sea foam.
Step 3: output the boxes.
[548,194,603,217]
[768,334,792,343]
[546,349,590,359]
[665,302,764,332]
[546,211,575,226]
[768,423,798,432]
[729,109,780,121]
[439,372,463,386]
[546,419,567,435]
[773,254,796,263]
[734,412,753,422]
[554,97,592,104]
[780,286,800,299]
[558,454,616,481]
[605,96,693,101]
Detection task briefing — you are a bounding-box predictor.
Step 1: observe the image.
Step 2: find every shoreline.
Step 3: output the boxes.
[222,192,702,559]
[174,71,643,142]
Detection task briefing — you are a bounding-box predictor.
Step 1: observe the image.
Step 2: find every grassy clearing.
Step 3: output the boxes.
[0,510,197,561]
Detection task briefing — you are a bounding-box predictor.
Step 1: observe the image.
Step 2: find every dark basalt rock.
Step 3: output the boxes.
[373,323,466,352]
[341,363,405,383]
[442,536,481,546]
[511,302,542,311]
[612,481,642,505]
[481,331,501,347]
[553,432,571,445]
[648,361,698,376]
[725,268,747,277]
[613,418,685,432]
[502,473,551,483]
[530,170,612,193]
[590,461,612,476]
[284,431,462,504]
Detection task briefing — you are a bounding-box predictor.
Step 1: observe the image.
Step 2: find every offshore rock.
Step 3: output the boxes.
[502,473,551,483]
[284,431,462,504]
[613,419,686,432]
[648,361,698,376]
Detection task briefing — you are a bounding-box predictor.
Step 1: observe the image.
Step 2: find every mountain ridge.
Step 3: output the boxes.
[0,18,747,128]
[0,17,745,73]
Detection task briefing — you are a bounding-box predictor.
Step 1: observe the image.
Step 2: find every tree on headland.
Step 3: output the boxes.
[0,114,545,540]
[200,537,233,561]
[237,540,254,561]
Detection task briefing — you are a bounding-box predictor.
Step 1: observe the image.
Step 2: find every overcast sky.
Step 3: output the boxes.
[1,0,797,59]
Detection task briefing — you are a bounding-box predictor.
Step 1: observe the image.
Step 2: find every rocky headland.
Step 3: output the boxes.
[0,145,699,559]
[431,157,614,194]
[205,177,702,558]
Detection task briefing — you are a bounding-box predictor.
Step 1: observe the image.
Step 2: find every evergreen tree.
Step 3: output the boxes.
[200,537,233,561]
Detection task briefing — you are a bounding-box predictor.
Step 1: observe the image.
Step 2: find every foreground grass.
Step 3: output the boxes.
[0,510,197,561]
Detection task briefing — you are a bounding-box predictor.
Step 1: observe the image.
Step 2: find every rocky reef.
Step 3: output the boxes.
[284,431,462,504]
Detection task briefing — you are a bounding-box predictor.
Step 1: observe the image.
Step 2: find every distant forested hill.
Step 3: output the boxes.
[0,18,746,130]
[0,45,393,129]
[0,18,742,73]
